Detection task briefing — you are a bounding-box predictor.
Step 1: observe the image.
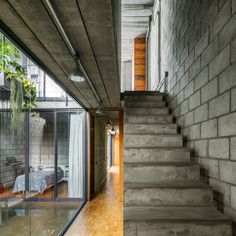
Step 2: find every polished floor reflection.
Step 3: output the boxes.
[65,166,123,236]
[0,201,83,236]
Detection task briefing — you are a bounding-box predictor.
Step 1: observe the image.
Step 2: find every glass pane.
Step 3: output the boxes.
[0,111,30,236]
[54,111,85,234]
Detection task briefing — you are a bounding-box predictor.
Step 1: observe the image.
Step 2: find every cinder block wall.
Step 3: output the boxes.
[159,0,236,233]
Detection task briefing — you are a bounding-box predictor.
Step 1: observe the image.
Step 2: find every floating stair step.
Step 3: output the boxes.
[124,162,200,183]
[125,101,165,108]
[124,91,163,96]
[124,124,177,135]
[124,95,163,102]
[124,147,190,163]
[124,207,232,236]
[125,114,173,124]
[125,107,169,115]
[124,180,213,207]
[124,134,183,148]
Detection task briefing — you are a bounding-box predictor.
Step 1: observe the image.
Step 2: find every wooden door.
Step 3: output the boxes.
[134,38,146,91]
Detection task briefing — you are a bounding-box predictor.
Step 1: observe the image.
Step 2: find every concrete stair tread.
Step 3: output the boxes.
[124,180,211,189]
[124,206,231,223]
[124,162,197,167]
[124,147,190,151]
[124,91,164,96]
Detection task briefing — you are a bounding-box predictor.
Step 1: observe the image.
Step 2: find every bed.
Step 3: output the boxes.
[12,166,64,194]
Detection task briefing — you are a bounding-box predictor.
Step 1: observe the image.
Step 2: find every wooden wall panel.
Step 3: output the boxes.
[134,38,146,91]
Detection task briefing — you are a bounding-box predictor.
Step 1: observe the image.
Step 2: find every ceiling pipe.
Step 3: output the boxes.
[42,0,103,108]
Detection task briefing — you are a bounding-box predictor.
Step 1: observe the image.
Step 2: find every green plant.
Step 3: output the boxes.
[0,35,37,135]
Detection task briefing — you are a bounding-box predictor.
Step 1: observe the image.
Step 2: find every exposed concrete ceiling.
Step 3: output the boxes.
[0,0,121,109]
[121,0,154,62]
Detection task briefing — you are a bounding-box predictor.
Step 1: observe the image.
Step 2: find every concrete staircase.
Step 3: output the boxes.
[123,92,232,236]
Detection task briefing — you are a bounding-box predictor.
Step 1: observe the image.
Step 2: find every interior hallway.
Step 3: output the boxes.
[65,166,123,236]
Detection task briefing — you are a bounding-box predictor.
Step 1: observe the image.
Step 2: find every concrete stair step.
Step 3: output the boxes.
[124,207,232,236]
[124,95,163,102]
[124,134,183,148]
[124,147,190,163]
[124,162,200,183]
[124,91,164,96]
[124,180,213,207]
[125,101,165,108]
[125,107,169,115]
[124,124,177,135]
[125,114,173,124]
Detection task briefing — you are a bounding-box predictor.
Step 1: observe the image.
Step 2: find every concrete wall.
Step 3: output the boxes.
[148,0,159,90]
[158,0,236,233]
[94,116,107,193]
[121,61,132,92]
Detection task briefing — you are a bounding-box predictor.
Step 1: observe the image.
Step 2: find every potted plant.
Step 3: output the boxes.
[0,37,37,136]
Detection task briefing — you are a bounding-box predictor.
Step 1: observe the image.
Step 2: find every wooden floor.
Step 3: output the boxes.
[65,166,123,236]
[0,181,68,199]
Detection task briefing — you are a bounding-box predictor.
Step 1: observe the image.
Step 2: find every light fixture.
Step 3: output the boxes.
[110,126,116,135]
[68,60,85,83]
[105,119,112,129]
[96,109,104,115]
[68,74,85,83]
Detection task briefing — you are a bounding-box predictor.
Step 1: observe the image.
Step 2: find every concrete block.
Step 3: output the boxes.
[177,90,184,105]
[231,87,236,112]
[201,0,218,34]
[219,13,236,50]
[184,81,194,98]
[188,124,201,140]
[201,77,218,103]
[209,138,230,159]
[219,62,236,93]
[219,160,236,184]
[210,1,231,40]
[230,137,236,160]
[185,49,194,72]
[194,67,209,91]
[194,140,208,157]
[189,91,201,110]
[195,30,209,58]
[198,157,219,179]
[209,92,230,118]
[184,111,194,126]
[201,119,217,138]
[201,37,219,68]
[180,99,189,115]
[231,186,236,210]
[232,37,236,63]
[209,46,230,80]
[209,178,230,205]
[219,112,236,136]
[180,46,188,65]
[179,73,189,91]
[189,57,201,80]
[233,0,236,14]
[194,103,208,123]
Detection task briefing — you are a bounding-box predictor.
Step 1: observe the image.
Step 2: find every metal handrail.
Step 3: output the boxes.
[155,71,168,93]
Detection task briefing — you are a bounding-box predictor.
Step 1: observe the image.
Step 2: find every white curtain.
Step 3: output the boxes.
[68,113,84,198]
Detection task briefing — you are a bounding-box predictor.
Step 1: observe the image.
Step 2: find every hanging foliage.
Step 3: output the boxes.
[0,36,37,135]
